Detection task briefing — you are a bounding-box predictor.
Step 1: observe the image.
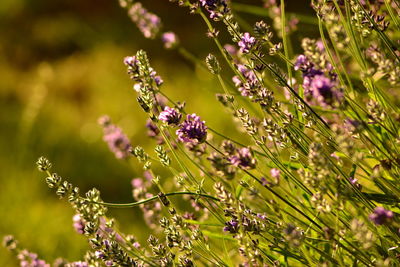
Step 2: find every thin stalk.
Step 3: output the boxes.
[88,191,219,208]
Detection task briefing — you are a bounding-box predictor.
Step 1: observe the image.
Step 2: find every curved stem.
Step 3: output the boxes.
[87,191,220,208]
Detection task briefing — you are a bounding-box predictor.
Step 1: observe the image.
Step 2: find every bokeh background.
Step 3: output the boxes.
[0,0,312,265]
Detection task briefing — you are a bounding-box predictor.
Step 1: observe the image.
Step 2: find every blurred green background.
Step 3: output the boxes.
[0,0,311,265]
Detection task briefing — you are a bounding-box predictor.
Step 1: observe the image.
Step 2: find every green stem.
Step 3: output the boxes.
[87,191,219,208]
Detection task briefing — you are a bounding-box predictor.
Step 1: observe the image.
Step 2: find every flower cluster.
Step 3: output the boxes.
[176,114,207,144]
[238,32,256,54]
[98,115,131,159]
[127,2,162,39]
[123,54,163,92]
[369,207,394,225]
[229,147,257,170]
[294,40,343,108]
[199,0,230,20]
[232,64,258,97]
[158,106,182,126]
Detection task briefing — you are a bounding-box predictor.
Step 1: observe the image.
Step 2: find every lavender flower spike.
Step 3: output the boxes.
[98,115,132,159]
[128,2,162,39]
[159,106,182,126]
[369,207,394,225]
[229,147,257,169]
[199,0,230,20]
[238,32,256,54]
[223,219,239,234]
[176,113,207,144]
[310,75,342,107]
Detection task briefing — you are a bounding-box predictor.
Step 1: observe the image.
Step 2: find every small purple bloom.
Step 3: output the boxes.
[232,64,258,97]
[162,32,179,49]
[294,55,311,71]
[294,54,342,107]
[223,219,239,234]
[159,106,182,125]
[176,114,207,144]
[238,32,256,53]
[369,207,393,225]
[99,116,132,159]
[17,250,50,267]
[151,71,163,86]
[123,55,138,67]
[229,147,257,169]
[95,250,106,259]
[310,75,342,107]
[72,214,85,235]
[224,44,237,56]
[199,0,230,20]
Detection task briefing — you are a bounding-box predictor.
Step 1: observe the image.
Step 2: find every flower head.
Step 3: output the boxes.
[176,114,207,144]
[73,214,85,235]
[200,0,230,20]
[310,75,343,107]
[238,32,256,53]
[223,219,239,234]
[17,250,50,267]
[294,53,342,108]
[98,116,132,159]
[128,3,162,39]
[229,147,257,169]
[159,106,182,125]
[369,207,393,225]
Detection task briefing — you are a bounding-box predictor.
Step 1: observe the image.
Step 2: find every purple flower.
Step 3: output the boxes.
[128,3,162,39]
[98,116,132,159]
[223,219,239,234]
[232,64,258,97]
[176,114,207,144]
[162,32,179,49]
[159,106,182,125]
[199,0,230,20]
[72,214,85,235]
[123,55,138,67]
[310,75,342,107]
[294,54,342,107]
[294,55,311,71]
[229,147,257,169]
[146,119,159,137]
[238,32,256,54]
[151,71,163,86]
[95,250,106,259]
[369,207,394,225]
[17,250,50,267]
